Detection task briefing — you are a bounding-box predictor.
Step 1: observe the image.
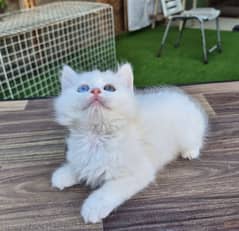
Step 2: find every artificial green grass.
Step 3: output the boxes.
[116,26,239,87]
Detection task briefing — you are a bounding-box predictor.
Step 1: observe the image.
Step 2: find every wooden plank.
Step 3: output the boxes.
[205,92,239,116]
[182,81,239,94]
[0,99,103,231]
[104,133,239,230]
[1,82,239,230]
[193,93,216,117]
[0,100,28,112]
[103,82,239,230]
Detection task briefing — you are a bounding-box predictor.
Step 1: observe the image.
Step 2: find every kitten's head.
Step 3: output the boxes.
[54,63,136,128]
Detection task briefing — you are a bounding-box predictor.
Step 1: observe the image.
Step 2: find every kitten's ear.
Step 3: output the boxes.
[60,65,78,90]
[117,63,134,91]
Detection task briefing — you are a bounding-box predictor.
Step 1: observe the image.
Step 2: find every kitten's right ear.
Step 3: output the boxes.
[60,65,78,90]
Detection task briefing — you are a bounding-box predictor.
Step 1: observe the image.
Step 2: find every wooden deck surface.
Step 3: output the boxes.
[0,81,239,231]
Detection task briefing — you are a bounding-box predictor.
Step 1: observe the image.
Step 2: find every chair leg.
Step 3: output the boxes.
[174,19,187,48]
[199,20,208,64]
[157,19,172,57]
[216,17,222,53]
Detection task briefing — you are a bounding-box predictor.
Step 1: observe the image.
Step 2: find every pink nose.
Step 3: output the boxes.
[91,88,101,95]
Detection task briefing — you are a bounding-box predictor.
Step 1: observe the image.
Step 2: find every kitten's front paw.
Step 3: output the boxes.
[51,165,77,190]
[181,149,200,160]
[81,192,116,223]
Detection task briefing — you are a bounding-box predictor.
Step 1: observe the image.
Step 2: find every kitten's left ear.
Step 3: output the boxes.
[117,63,134,91]
[60,65,78,91]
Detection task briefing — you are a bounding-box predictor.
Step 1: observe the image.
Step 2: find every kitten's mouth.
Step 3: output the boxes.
[82,97,111,110]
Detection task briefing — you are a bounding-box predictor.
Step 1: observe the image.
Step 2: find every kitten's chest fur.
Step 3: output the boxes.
[66,124,125,187]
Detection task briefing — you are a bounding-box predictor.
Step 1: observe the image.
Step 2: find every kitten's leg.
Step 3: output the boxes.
[51,163,78,190]
[81,173,154,223]
[181,148,200,160]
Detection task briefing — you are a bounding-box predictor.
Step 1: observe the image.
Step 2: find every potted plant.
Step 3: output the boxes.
[0,0,6,13]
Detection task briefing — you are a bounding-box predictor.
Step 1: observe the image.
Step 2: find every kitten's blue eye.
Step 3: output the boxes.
[104,84,116,92]
[77,84,90,93]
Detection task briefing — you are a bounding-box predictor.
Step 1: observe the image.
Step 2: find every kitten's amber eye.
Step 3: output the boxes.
[77,84,90,93]
[104,84,116,92]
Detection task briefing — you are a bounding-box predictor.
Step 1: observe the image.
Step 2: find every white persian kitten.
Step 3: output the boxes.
[52,63,208,223]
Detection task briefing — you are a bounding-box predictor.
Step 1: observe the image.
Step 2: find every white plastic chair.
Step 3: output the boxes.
[157,0,222,64]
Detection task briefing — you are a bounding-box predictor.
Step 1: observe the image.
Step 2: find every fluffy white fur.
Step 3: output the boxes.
[51,63,208,223]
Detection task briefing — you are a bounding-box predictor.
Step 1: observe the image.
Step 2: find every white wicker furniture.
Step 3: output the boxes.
[157,0,222,63]
[0,1,116,99]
